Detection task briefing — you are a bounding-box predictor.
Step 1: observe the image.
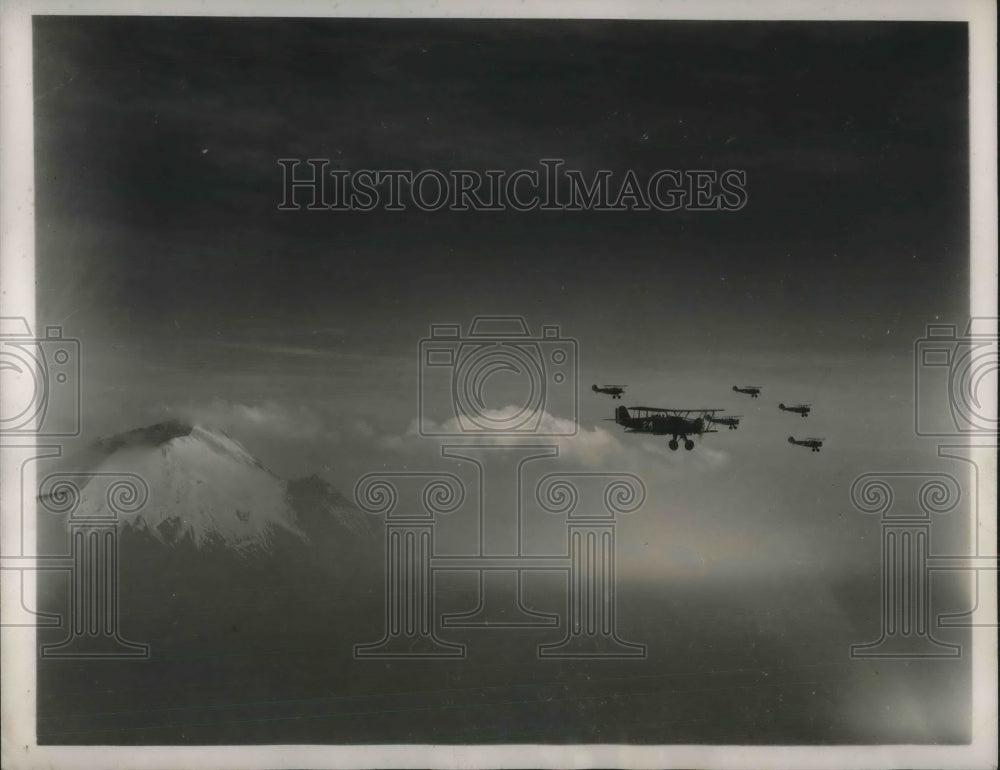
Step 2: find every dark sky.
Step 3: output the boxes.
[34,17,969,364]
[27,26,978,718]
[27,21,976,743]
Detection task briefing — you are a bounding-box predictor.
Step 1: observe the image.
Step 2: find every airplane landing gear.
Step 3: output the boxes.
[668,439,679,451]
[684,439,694,451]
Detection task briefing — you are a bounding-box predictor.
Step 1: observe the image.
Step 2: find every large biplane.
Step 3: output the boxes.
[613,405,722,451]
[732,385,761,398]
[778,403,811,417]
[592,384,626,399]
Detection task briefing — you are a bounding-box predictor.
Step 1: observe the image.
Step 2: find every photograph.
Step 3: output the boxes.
[1,2,996,768]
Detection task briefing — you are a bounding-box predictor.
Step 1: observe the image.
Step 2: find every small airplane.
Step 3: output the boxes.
[612,405,721,451]
[788,436,823,452]
[779,403,811,417]
[707,414,741,430]
[592,384,626,399]
[732,386,762,398]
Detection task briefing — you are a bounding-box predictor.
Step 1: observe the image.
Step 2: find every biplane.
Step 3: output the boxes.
[788,436,823,452]
[779,403,811,417]
[707,414,741,430]
[613,405,722,451]
[732,385,761,398]
[592,384,626,399]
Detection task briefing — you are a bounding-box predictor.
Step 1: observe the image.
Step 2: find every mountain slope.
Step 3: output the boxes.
[45,420,373,552]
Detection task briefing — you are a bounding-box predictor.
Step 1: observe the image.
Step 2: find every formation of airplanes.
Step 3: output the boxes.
[592,383,825,453]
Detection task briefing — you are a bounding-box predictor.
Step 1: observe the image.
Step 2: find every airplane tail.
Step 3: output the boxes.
[788,436,795,443]
[779,403,786,410]
[615,406,630,425]
[732,386,739,392]
[592,384,599,392]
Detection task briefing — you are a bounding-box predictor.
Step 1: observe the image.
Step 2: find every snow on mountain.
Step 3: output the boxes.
[47,420,371,552]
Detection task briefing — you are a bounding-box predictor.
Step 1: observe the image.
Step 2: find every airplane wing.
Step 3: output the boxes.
[632,407,724,416]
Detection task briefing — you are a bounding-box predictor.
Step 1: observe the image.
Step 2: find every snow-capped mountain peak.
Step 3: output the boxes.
[51,421,301,551]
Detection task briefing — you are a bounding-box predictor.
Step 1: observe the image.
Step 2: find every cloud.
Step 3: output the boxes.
[160,399,381,482]
[158,397,877,585]
[160,398,736,498]
[169,399,338,441]
[383,404,732,472]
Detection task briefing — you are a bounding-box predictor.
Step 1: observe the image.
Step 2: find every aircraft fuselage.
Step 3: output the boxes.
[615,407,704,438]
